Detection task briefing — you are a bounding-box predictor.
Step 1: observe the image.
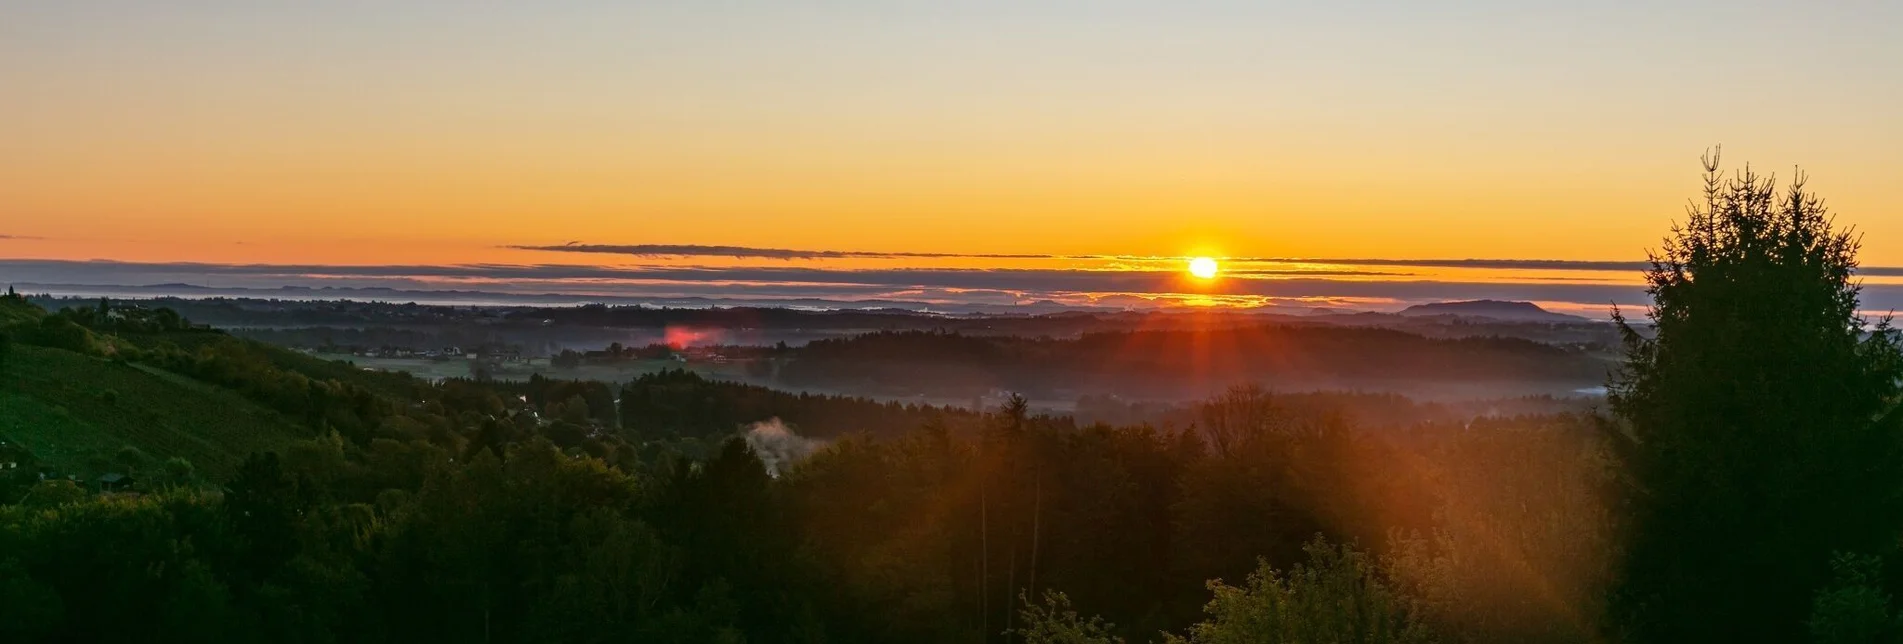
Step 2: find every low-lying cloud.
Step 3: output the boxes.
[7,258,1903,317]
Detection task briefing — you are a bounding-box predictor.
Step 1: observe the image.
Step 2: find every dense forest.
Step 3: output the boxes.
[776,325,1610,398]
[3,156,1902,643]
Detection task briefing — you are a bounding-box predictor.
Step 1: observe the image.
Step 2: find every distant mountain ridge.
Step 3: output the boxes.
[1398,300,1588,323]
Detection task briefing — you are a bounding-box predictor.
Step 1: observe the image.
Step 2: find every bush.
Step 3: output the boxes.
[160,457,196,487]
[1809,553,1900,644]
[26,316,98,354]
[21,480,86,508]
[1167,538,1432,644]
[114,446,149,473]
[1014,591,1126,644]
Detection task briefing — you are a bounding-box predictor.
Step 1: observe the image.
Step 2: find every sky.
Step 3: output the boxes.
[3,1,1901,315]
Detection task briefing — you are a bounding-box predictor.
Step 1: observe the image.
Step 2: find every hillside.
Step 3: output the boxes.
[0,344,310,479]
[1397,299,1589,323]
[0,297,423,481]
[0,293,45,326]
[116,328,423,399]
[779,325,1614,399]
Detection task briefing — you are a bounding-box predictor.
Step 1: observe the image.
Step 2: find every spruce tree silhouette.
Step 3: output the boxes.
[1607,149,1903,642]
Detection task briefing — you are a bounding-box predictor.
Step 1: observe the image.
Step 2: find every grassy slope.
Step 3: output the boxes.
[0,344,310,479]
[0,296,46,327]
[124,330,421,398]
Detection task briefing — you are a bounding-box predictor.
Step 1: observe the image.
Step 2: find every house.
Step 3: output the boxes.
[0,441,28,471]
[96,472,134,492]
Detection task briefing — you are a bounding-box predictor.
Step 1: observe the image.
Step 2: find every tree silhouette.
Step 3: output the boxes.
[1607,149,1903,642]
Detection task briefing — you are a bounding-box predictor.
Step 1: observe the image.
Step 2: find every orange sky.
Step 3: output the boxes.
[4,3,1900,268]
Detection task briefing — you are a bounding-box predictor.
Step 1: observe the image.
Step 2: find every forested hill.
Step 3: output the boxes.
[0,293,1617,642]
[0,296,418,480]
[0,296,986,487]
[778,326,1614,397]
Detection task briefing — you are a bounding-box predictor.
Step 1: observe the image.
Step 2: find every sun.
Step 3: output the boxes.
[1188,256,1220,279]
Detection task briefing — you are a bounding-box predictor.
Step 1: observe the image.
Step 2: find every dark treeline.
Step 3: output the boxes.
[0,369,1609,643]
[779,325,1611,398]
[615,369,989,441]
[513,302,1002,331]
[22,296,497,328]
[229,326,506,354]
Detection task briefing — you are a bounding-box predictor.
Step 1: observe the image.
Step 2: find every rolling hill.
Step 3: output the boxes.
[1397,299,1590,323]
[0,296,420,481]
[0,344,310,479]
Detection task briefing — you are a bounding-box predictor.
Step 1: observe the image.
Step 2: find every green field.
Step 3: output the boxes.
[0,344,310,479]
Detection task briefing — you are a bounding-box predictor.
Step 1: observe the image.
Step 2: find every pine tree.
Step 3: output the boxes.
[1607,149,1903,642]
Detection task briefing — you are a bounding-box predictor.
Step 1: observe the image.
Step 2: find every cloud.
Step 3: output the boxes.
[0,234,45,240]
[505,243,1056,260]
[0,260,1389,288]
[1239,258,1656,272]
[1242,257,1903,277]
[8,258,1903,317]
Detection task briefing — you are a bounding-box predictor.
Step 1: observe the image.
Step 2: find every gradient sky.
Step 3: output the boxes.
[4,1,1901,269]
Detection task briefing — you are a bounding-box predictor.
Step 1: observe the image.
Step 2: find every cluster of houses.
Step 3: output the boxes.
[321,345,526,362]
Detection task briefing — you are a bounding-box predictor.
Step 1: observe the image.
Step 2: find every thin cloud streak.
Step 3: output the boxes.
[1242,258,1653,272]
[504,243,1055,260]
[505,243,1903,276]
[1247,257,1903,276]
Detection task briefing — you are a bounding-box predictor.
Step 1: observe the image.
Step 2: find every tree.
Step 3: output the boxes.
[1808,553,1901,644]
[1607,150,1903,642]
[225,452,311,580]
[1014,591,1126,644]
[0,558,63,639]
[1196,384,1279,458]
[28,316,95,354]
[160,457,196,488]
[1165,538,1431,644]
[113,445,149,474]
[20,479,86,508]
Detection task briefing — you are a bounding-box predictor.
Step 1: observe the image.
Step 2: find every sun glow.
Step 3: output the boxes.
[1188,256,1220,279]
